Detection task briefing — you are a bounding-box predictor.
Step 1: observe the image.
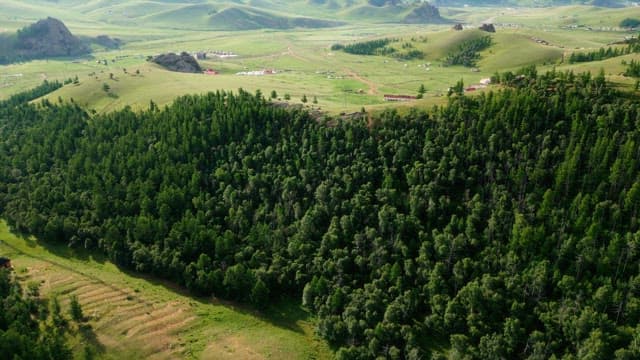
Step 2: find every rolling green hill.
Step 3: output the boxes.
[4,0,458,29]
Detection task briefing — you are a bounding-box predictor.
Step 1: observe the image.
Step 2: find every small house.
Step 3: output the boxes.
[0,257,12,269]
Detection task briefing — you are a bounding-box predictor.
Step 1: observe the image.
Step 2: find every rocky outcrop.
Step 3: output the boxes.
[13,17,90,59]
[152,52,202,73]
[479,23,496,32]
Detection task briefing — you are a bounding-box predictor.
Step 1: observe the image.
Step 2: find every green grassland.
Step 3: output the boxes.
[0,220,331,360]
[1,4,639,115]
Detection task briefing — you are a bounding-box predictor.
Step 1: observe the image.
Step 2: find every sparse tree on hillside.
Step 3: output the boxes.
[69,295,84,322]
[417,84,426,99]
[448,79,464,96]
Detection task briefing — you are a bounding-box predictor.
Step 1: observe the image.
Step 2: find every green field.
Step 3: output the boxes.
[1,3,639,114]
[0,220,331,359]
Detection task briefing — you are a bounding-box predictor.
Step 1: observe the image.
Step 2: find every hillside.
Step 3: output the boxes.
[3,68,640,358]
[4,0,455,29]
[432,0,627,6]
[403,2,449,24]
[206,7,343,30]
[2,0,633,32]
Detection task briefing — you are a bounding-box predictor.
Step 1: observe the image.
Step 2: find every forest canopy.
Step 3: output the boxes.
[1,68,640,358]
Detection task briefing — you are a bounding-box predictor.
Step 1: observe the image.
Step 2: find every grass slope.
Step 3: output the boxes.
[0,220,331,359]
[494,5,640,28]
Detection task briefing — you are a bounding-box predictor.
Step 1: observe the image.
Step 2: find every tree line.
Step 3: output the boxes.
[331,38,397,56]
[1,69,640,358]
[568,37,640,64]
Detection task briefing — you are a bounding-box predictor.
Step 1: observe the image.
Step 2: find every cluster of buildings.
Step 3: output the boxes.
[236,69,277,76]
[193,50,238,60]
[465,78,491,92]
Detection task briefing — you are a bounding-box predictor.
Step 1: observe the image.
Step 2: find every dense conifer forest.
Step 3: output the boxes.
[1,68,640,358]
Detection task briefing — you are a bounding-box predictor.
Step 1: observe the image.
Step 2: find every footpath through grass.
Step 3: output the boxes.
[0,220,331,360]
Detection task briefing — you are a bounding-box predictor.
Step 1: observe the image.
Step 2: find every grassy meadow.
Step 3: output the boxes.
[0,220,331,359]
[1,5,639,114]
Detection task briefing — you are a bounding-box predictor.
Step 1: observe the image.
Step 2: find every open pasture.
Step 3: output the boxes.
[1,4,639,114]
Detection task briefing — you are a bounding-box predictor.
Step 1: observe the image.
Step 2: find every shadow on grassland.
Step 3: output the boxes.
[2,220,312,337]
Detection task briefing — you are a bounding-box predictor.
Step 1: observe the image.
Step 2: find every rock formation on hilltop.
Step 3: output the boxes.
[479,23,496,32]
[152,52,202,73]
[14,17,90,58]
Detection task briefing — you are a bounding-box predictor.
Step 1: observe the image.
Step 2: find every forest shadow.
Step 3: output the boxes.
[2,222,106,265]
[30,236,107,265]
[77,323,106,357]
[120,268,309,335]
[3,222,312,337]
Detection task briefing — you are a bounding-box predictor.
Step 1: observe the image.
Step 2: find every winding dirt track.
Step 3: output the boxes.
[344,69,378,95]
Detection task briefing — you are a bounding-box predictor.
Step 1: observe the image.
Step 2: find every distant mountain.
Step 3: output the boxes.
[0,17,89,64]
[431,0,627,6]
[207,7,344,30]
[367,0,403,5]
[403,2,449,24]
[9,0,627,33]
[590,0,625,7]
